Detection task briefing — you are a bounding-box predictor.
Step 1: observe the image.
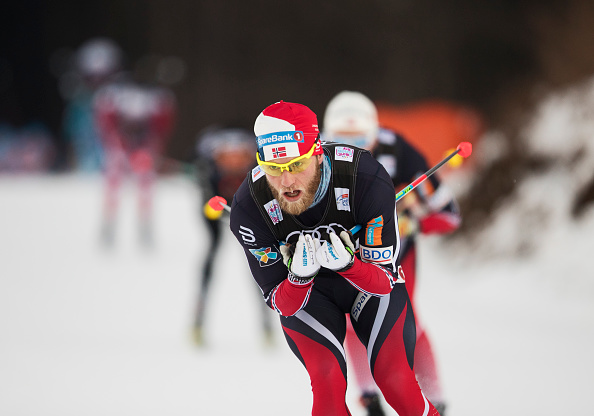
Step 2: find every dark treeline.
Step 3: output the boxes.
[2,0,593,160]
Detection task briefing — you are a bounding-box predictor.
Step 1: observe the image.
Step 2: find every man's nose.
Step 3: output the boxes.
[280,170,295,187]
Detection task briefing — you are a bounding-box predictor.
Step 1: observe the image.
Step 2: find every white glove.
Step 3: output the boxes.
[280,234,321,280]
[316,231,355,272]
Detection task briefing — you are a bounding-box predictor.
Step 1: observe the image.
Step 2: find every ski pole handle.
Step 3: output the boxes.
[207,196,231,213]
[395,141,472,202]
[349,224,362,235]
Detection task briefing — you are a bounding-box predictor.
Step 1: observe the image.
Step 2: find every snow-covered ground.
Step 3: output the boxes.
[0,172,591,416]
[1,79,594,416]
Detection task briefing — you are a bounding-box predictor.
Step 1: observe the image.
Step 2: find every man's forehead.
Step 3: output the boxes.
[271,155,297,165]
[274,153,322,165]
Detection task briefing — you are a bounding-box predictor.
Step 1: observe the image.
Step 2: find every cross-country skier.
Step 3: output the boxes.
[94,79,176,247]
[323,91,461,415]
[230,100,441,416]
[193,125,273,346]
[61,38,124,172]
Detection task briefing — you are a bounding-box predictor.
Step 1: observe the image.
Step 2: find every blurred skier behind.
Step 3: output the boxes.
[93,76,177,248]
[323,91,461,416]
[60,38,124,172]
[192,125,274,346]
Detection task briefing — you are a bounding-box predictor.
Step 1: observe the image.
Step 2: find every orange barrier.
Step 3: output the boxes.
[375,100,484,168]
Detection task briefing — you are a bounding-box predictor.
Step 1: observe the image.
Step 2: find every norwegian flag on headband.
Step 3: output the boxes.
[263,142,300,160]
[272,147,287,158]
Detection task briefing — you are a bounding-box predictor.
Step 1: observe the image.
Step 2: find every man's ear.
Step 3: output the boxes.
[316,154,324,164]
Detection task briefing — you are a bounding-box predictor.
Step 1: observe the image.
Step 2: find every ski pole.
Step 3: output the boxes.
[394,141,472,203]
[350,141,473,234]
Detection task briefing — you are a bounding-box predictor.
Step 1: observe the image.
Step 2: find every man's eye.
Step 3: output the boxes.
[269,165,280,170]
[291,161,303,168]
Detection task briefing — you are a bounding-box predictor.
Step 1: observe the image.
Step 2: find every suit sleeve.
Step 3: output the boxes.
[229,183,314,316]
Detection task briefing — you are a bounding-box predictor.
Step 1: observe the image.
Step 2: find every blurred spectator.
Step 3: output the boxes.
[0,122,56,173]
[192,125,273,346]
[94,79,177,247]
[60,38,124,172]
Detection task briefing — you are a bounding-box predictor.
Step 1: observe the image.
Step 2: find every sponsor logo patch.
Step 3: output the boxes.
[335,146,354,162]
[326,243,340,260]
[287,271,313,286]
[334,188,350,212]
[351,291,370,321]
[257,131,305,147]
[285,223,351,246]
[238,225,256,246]
[249,247,281,267]
[314,140,322,154]
[360,245,393,264]
[365,216,383,246]
[252,165,265,182]
[264,199,283,225]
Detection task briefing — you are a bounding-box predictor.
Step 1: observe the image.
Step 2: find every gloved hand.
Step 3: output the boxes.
[316,231,355,272]
[280,234,321,282]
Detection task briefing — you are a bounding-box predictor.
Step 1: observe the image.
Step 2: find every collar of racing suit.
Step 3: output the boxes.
[309,154,331,209]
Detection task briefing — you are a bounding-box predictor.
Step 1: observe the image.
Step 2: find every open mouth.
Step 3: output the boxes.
[283,190,302,201]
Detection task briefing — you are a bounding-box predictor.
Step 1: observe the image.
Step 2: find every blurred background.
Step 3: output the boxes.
[1,1,593,415]
[3,0,594,218]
